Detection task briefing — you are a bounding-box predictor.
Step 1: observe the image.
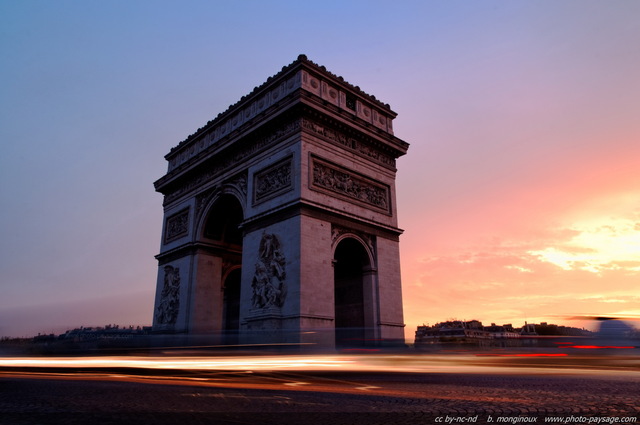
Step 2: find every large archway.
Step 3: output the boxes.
[333,237,372,347]
[202,193,244,340]
[203,194,244,247]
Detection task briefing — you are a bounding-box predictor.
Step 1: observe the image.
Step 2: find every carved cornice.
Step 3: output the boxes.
[299,67,396,135]
[166,78,301,173]
[166,55,396,162]
[155,242,242,265]
[161,55,406,181]
[160,118,300,205]
[301,116,396,169]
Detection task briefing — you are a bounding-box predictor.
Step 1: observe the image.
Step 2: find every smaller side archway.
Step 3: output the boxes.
[333,236,378,347]
[222,267,242,344]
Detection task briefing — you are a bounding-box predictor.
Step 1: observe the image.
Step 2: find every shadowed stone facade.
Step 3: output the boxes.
[152,55,409,347]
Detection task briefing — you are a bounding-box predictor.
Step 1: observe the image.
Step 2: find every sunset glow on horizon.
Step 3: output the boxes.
[1,1,639,340]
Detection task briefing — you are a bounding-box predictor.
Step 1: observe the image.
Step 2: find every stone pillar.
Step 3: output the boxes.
[362,266,380,342]
[376,237,405,342]
[298,215,335,346]
[189,253,223,336]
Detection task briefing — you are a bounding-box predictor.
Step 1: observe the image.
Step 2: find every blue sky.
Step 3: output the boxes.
[1,0,639,337]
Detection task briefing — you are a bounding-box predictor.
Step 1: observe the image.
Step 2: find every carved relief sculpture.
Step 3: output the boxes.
[229,173,248,196]
[156,265,180,325]
[195,187,217,226]
[312,158,390,212]
[251,233,287,309]
[254,158,292,204]
[164,208,189,243]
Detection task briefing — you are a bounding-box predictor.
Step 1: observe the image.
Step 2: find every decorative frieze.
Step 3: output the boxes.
[300,68,394,134]
[164,208,190,243]
[253,157,293,204]
[155,265,181,325]
[251,233,287,309]
[162,119,301,205]
[168,73,302,172]
[301,118,395,168]
[311,156,391,213]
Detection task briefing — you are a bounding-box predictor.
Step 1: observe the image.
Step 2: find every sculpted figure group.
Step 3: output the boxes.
[251,233,287,309]
[156,265,180,325]
[313,162,388,210]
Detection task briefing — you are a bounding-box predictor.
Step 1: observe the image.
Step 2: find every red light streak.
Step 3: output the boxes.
[476,353,568,357]
[567,345,635,349]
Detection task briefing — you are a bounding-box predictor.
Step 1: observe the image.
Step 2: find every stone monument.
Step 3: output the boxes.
[152,55,409,347]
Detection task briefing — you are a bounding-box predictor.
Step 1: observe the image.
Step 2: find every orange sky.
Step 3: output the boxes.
[398,122,640,335]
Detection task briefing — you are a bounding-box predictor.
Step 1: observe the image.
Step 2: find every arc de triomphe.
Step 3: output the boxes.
[152,55,409,347]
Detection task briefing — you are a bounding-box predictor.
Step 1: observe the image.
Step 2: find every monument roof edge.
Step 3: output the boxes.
[296,54,397,114]
[166,55,397,158]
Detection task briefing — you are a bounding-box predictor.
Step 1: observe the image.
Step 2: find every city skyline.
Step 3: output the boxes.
[1,1,639,338]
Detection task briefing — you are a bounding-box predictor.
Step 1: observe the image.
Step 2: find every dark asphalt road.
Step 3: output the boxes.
[1,370,639,425]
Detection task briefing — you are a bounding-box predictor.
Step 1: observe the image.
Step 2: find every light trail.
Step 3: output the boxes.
[0,355,354,371]
[1,353,639,377]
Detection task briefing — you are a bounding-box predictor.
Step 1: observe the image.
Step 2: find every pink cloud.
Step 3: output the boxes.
[402,226,640,338]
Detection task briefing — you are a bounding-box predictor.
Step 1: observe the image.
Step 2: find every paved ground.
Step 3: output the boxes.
[1,369,639,424]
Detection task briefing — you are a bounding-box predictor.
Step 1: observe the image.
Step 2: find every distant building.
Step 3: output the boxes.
[533,322,592,337]
[0,325,153,355]
[415,320,493,346]
[484,323,521,339]
[59,325,151,342]
[414,320,592,347]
